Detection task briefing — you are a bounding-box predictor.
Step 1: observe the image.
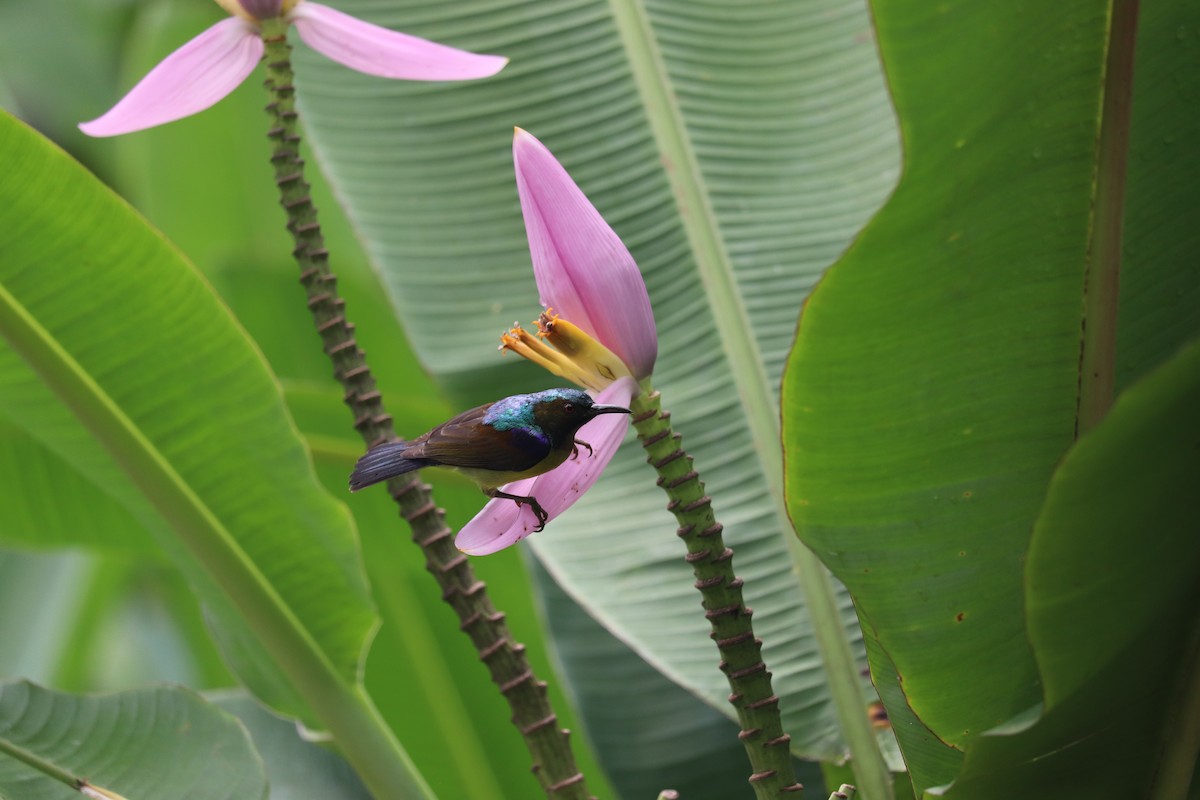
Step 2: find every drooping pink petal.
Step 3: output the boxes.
[79,18,262,137]
[456,378,636,555]
[290,3,507,81]
[513,129,657,379]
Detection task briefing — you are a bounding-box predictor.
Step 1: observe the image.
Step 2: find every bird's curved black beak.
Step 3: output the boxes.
[590,404,632,416]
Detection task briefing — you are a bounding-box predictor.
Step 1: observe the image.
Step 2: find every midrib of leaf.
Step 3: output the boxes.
[605,0,893,795]
[0,281,431,800]
[1077,0,1139,433]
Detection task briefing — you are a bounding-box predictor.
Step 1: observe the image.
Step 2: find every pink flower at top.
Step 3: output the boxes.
[456,130,658,555]
[79,0,506,137]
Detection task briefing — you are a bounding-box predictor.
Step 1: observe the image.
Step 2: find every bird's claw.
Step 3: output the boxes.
[570,438,594,460]
[529,498,549,532]
[491,488,550,533]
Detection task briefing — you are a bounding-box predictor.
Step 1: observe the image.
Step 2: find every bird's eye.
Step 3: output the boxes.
[563,403,575,413]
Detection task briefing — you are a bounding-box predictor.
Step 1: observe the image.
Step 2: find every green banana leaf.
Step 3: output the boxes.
[784,0,1199,792]
[0,681,265,800]
[295,0,901,765]
[0,420,155,554]
[935,337,1200,798]
[0,111,432,798]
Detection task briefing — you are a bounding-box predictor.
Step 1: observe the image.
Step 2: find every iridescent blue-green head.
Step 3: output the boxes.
[484,388,630,446]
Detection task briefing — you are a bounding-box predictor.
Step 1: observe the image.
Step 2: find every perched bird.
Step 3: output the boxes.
[349,388,631,530]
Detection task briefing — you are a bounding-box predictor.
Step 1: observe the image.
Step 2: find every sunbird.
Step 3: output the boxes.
[349,388,631,530]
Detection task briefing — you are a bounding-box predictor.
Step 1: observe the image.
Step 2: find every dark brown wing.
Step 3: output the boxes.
[405,401,550,472]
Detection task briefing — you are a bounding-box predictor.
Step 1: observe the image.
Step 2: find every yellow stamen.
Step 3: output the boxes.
[537,312,630,384]
[499,313,632,391]
[501,324,598,388]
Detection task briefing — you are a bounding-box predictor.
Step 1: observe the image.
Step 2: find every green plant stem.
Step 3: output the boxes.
[0,736,79,790]
[607,1,893,795]
[1077,0,1139,434]
[0,738,131,800]
[630,388,802,799]
[259,20,593,800]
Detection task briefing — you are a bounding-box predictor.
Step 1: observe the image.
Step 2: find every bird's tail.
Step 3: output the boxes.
[349,441,424,491]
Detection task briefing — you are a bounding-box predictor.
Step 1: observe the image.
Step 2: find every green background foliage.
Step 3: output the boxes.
[0,0,1197,798]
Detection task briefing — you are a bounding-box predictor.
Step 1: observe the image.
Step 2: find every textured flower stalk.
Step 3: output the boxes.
[258,21,592,800]
[829,786,856,799]
[631,388,803,799]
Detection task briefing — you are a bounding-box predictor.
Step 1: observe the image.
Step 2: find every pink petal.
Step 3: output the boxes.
[513,129,658,379]
[290,3,507,81]
[79,18,262,137]
[456,379,636,555]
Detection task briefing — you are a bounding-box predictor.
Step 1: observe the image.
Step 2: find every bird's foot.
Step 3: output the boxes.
[570,438,594,460]
[490,489,550,533]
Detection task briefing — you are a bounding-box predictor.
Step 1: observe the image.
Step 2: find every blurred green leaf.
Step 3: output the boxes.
[0,111,437,799]
[0,547,233,694]
[934,336,1200,798]
[212,692,371,800]
[295,0,900,765]
[0,0,137,183]
[0,680,265,800]
[0,552,92,683]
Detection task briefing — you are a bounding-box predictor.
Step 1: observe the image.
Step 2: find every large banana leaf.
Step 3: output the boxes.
[0,111,430,798]
[783,0,1199,791]
[0,681,265,800]
[785,0,1107,749]
[296,0,900,762]
[0,108,370,724]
